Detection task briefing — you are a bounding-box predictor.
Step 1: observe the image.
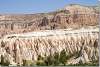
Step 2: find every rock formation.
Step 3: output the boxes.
[0,27,99,66]
[0,4,99,37]
[0,4,99,66]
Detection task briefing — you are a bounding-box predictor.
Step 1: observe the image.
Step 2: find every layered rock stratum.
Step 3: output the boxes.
[0,4,99,66]
[0,4,99,37]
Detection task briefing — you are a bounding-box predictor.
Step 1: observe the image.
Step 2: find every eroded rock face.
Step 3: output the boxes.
[0,4,99,66]
[0,27,99,65]
[0,4,99,37]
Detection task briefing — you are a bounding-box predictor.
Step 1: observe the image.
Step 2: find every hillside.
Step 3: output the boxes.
[0,4,99,66]
[0,4,99,37]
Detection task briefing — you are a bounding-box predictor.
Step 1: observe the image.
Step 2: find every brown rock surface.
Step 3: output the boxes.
[0,4,99,37]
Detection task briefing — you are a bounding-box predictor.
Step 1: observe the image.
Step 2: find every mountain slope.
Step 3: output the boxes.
[0,4,99,37]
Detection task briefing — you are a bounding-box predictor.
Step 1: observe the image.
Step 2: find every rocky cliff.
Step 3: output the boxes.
[0,4,99,66]
[0,4,99,37]
[0,26,99,66]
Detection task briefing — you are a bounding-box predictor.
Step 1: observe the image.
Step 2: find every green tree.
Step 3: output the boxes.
[36,55,46,66]
[59,49,67,65]
[53,52,60,66]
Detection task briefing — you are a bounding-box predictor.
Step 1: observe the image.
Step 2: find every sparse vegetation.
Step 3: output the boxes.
[67,61,99,66]
[34,49,99,66]
[0,55,10,66]
[23,60,33,66]
[59,49,67,65]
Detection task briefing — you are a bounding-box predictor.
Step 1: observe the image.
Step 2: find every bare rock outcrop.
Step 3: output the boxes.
[0,4,99,66]
[0,4,99,37]
[0,27,99,65]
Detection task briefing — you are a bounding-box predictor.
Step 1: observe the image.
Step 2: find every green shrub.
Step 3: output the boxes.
[36,60,46,66]
[59,49,67,65]
[23,60,33,66]
[37,54,57,66]
[37,55,44,60]
[53,52,60,66]
[44,54,55,66]
[35,49,98,66]
[0,55,10,66]
[36,50,69,66]
[36,55,46,66]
